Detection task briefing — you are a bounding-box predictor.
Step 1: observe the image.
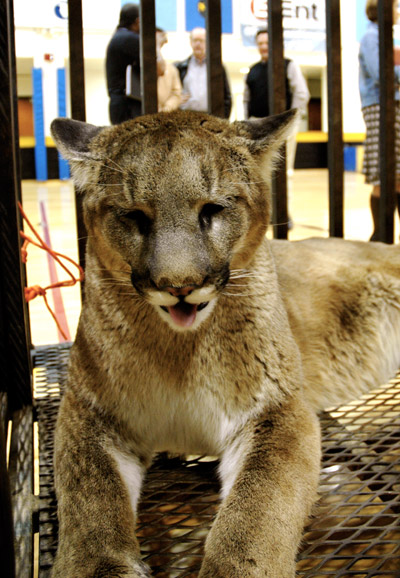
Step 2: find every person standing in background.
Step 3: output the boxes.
[244,28,310,228]
[106,3,141,125]
[359,0,400,240]
[156,28,182,112]
[175,27,232,119]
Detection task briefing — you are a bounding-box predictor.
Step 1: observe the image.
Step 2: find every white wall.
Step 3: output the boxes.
[13,0,366,135]
[83,59,110,126]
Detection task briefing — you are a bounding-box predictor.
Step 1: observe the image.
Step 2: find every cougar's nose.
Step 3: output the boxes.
[164,285,198,297]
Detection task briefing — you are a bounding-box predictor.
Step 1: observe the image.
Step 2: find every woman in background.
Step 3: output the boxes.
[359,0,400,240]
[156,28,182,112]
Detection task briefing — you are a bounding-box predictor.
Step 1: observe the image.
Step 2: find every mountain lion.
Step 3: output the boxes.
[50,109,400,577]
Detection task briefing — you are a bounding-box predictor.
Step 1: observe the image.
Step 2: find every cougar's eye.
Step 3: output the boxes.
[122,210,151,235]
[199,203,225,228]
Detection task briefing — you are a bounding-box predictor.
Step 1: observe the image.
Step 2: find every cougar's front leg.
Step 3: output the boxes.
[51,392,151,578]
[199,396,321,578]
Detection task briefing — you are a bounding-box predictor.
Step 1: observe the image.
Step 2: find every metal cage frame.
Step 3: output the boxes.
[1,1,399,576]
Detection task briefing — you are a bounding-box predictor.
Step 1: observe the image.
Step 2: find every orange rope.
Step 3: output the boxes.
[18,201,84,340]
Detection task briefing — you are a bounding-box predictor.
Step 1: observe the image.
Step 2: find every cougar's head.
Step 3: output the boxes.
[51,110,296,331]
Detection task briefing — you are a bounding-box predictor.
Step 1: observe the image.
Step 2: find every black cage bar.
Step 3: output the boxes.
[0,0,32,412]
[268,0,288,239]
[140,0,158,115]
[68,0,88,275]
[206,0,225,117]
[379,0,396,243]
[326,0,344,238]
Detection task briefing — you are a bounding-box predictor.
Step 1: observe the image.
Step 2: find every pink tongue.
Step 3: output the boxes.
[168,302,198,327]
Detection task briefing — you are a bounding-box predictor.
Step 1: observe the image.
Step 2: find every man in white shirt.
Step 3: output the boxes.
[175,27,232,119]
[244,28,310,227]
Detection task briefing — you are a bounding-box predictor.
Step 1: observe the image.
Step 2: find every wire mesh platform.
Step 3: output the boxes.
[33,344,400,577]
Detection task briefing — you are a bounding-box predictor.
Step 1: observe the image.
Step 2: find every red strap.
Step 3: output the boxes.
[18,201,84,341]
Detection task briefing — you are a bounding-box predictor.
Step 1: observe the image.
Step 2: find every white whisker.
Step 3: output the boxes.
[225,283,254,288]
[101,158,125,175]
[98,281,132,287]
[229,274,261,281]
[229,269,250,275]
[86,183,124,188]
[91,267,131,275]
[222,291,264,297]
[229,274,260,280]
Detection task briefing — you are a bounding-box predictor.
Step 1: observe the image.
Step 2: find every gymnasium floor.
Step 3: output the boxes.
[20,169,393,346]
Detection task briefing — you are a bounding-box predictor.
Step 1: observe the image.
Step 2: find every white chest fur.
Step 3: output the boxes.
[120,380,256,458]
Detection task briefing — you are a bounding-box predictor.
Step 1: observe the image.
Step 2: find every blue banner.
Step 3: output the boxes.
[32,68,48,182]
[156,0,177,31]
[185,0,233,34]
[57,68,70,180]
[121,0,177,31]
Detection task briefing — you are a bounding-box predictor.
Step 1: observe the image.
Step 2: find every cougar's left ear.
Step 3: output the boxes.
[232,109,298,158]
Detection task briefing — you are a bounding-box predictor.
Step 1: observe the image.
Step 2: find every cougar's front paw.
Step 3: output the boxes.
[96,560,151,578]
[199,558,252,578]
[51,557,151,578]
[131,560,151,578]
[199,556,296,578]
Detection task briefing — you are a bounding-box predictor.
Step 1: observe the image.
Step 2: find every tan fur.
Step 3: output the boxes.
[49,110,399,578]
[271,236,400,410]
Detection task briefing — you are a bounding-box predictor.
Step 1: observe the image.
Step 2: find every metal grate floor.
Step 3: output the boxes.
[33,344,400,578]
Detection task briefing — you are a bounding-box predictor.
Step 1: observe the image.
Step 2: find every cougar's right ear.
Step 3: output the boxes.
[51,118,105,161]
[51,118,106,189]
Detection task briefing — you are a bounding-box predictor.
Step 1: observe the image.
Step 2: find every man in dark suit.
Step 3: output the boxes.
[106,3,141,125]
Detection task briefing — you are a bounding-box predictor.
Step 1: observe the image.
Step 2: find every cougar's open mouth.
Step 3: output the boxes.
[160,301,209,328]
[148,284,218,330]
